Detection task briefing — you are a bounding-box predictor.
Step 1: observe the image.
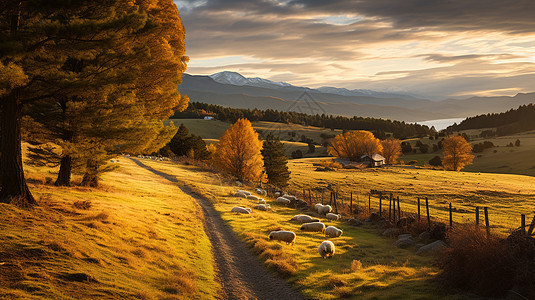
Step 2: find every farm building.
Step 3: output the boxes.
[361,154,385,167]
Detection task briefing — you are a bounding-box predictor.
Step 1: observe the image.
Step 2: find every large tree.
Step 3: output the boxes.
[261,134,290,187]
[381,139,402,164]
[442,136,474,171]
[328,130,383,161]
[213,119,263,182]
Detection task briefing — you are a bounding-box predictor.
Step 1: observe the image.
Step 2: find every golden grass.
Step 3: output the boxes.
[0,158,217,299]
[139,159,466,299]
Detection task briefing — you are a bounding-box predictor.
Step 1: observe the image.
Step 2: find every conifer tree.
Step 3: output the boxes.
[167,124,210,160]
[261,134,290,187]
[213,119,263,182]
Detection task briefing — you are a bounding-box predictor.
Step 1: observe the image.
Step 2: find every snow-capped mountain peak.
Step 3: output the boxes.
[209,71,294,89]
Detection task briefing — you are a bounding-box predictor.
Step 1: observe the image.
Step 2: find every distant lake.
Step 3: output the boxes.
[416,117,466,131]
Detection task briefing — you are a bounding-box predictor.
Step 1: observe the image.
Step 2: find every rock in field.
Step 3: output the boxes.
[417,240,447,255]
[382,227,402,237]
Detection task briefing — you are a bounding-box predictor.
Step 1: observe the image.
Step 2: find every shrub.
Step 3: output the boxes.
[350,259,362,272]
[429,156,442,167]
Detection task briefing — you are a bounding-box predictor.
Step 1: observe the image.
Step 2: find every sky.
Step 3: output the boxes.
[174,0,535,100]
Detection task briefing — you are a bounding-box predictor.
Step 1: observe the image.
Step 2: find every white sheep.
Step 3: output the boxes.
[317,205,332,215]
[258,199,266,204]
[237,190,251,196]
[255,188,267,196]
[326,213,342,221]
[268,230,296,245]
[231,206,251,214]
[300,222,326,233]
[276,197,291,205]
[274,191,281,197]
[253,204,270,211]
[234,191,248,198]
[246,195,260,201]
[325,226,343,238]
[318,241,335,258]
[282,194,297,202]
[290,214,320,223]
[314,203,323,212]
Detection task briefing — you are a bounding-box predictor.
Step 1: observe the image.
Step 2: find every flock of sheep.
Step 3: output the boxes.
[231,189,344,259]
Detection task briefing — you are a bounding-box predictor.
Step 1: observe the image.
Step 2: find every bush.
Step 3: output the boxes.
[291,149,303,159]
[438,226,535,298]
[429,156,442,166]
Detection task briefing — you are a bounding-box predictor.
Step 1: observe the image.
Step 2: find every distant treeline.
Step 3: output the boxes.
[447,104,535,136]
[172,102,434,139]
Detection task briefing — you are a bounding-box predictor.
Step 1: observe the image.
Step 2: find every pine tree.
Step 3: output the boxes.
[167,123,210,160]
[261,134,290,187]
[213,119,263,182]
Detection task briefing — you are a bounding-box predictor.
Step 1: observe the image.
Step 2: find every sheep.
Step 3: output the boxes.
[254,204,270,211]
[234,191,248,198]
[246,195,260,201]
[268,230,296,245]
[326,213,342,221]
[317,205,332,215]
[255,188,267,196]
[274,191,282,197]
[325,226,343,238]
[258,199,266,205]
[318,241,335,258]
[314,203,323,212]
[276,197,291,205]
[237,190,251,196]
[231,206,251,214]
[290,214,320,223]
[300,222,326,233]
[282,194,297,202]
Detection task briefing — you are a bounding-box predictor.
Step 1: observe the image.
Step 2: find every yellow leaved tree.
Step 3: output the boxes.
[442,136,474,171]
[328,130,382,161]
[381,139,402,164]
[213,119,264,182]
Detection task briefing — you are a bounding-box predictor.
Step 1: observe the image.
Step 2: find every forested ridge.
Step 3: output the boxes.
[172,102,434,139]
[447,104,535,136]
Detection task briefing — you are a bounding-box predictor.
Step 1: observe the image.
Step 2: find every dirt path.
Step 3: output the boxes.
[130,158,306,300]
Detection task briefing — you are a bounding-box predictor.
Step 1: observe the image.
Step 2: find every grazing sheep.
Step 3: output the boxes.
[325,226,343,238]
[255,188,267,196]
[246,195,260,201]
[282,194,297,202]
[300,222,326,233]
[276,197,291,205]
[258,199,266,204]
[314,203,323,212]
[237,190,252,196]
[231,207,251,214]
[318,241,335,258]
[290,215,320,223]
[254,204,270,211]
[274,191,282,197]
[317,205,332,215]
[268,230,296,245]
[294,199,307,207]
[234,191,248,198]
[326,213,342,221]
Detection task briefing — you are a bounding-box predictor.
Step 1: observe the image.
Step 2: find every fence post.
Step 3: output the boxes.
[449,202,453,228]
[350,192,353,217]
[388,193,392,222]
[330,192,333,206]
[379,192,382,217]
[527,215,535,236]
[356,194,359,215]
[521,214,526,235]
[334,192,338,214]
[397,196,401,220]
[417,197,421,222]
[368,193,371,214]
[425,197,430,230]
[484,207,490,237]
[475,207,479,227]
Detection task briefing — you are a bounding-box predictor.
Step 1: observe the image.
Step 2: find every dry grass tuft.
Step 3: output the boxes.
[327,275,347,288]
[73,200,92,210]
[350,259,362,272]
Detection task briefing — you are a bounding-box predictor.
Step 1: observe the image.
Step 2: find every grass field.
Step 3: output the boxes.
[287,158,535,234]
[139,159,470,299]
[1,159,217,299]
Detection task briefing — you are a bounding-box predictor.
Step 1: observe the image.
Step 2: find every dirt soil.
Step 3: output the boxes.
[131,158,305,300]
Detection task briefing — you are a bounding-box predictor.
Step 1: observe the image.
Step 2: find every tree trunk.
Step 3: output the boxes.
[55,155,72,186]
[0,90,36,205]
[81,159,99,187]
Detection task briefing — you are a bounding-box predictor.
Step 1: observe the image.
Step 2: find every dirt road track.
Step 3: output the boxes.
[130,158,306,300]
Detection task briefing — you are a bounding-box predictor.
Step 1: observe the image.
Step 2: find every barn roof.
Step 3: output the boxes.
[361,154,385,161]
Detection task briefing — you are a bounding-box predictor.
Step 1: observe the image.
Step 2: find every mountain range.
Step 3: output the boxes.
[178,71,535,123]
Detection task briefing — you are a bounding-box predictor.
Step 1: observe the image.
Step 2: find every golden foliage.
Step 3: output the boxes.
[381,139,402,164]
[212,119,264,182]
[328,130,383,161]
[442,136,474,171]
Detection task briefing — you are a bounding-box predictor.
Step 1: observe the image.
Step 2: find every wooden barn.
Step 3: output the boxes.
[360,154,385,167]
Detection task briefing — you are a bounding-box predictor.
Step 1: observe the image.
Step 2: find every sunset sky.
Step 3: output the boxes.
[174,0,535,99]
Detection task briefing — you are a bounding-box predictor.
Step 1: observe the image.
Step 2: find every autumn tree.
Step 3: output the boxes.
[442,136,474,171]
[381,139,402,164]
[261,134,290,187]
[213,119,263,182]
[328,130,382,161]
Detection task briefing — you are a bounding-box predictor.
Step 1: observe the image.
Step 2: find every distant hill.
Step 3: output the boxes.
[178,72,535,123]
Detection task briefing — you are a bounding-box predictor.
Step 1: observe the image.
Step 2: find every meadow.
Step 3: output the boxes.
[0,158,217,299]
